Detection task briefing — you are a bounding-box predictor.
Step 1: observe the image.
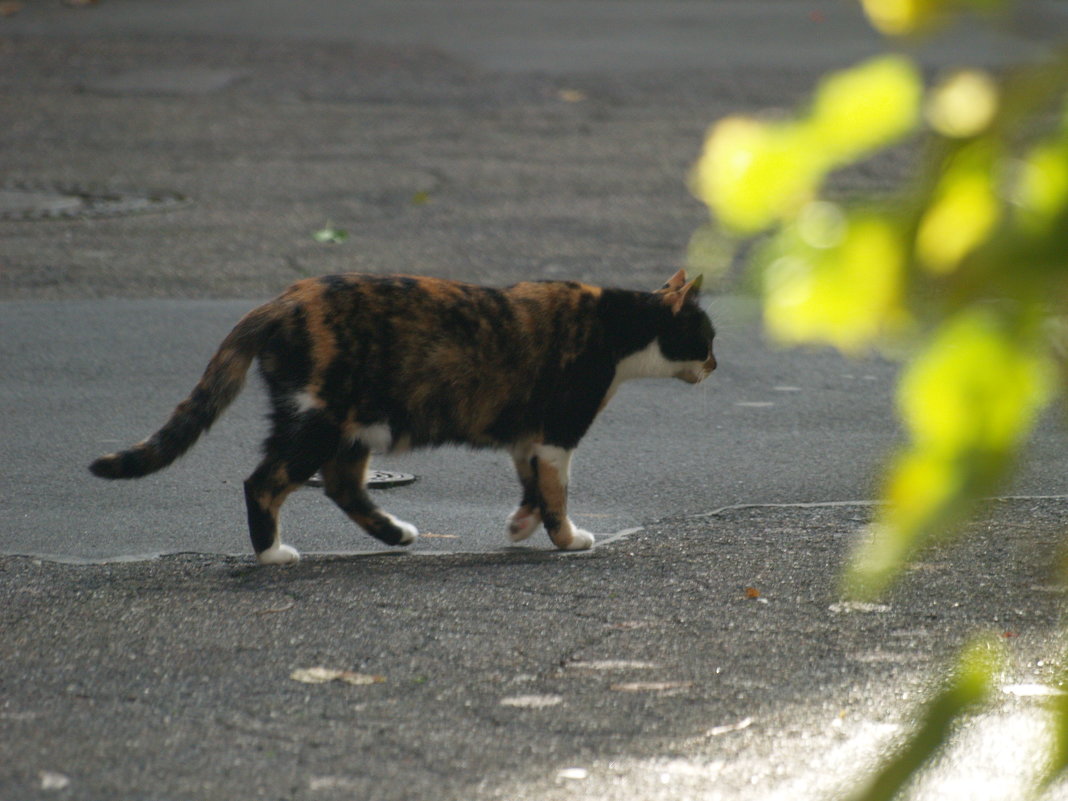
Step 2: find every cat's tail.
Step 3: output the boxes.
[89,302,282,479]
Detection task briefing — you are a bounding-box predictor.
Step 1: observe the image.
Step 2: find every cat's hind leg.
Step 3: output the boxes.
[507,442,542,542]
[321,445,418,547]
[245,462,303,565]
[531,444,594,551]
[245,411,340,565]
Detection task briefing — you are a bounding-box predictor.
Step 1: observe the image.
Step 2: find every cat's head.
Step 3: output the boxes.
[655,269,717,384]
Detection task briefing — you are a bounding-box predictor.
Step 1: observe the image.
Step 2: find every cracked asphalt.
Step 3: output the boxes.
[4,501,1067,800]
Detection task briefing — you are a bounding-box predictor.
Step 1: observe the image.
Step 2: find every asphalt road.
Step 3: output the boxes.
[2,0,1057,72]
[4,3,1068,801]
[2,1,1066,562]
[3,500,1066,801]
[4,294,1067,561]
[2,295,907,561]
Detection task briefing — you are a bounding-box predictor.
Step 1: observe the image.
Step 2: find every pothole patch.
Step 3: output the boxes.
[306,470,417,490]
[0,181,190,221]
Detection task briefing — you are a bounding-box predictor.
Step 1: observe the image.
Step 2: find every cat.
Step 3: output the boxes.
[89,269,716,564]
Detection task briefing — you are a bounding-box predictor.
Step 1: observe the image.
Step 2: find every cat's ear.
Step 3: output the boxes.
[657,269,688,294]
[666,273,702,314]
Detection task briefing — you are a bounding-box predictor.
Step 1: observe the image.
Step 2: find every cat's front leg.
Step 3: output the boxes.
[507,443,542,542]
[506,506,541,542]
[531,444,594,551]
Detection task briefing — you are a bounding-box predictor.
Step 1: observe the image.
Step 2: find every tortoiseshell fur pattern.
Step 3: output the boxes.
[90,270,716,564]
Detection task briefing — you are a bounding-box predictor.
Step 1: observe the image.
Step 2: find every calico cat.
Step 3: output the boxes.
[90,269,716,564]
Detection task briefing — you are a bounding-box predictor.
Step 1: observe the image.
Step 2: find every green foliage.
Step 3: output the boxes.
[692,4,1068,599]
[689,0,1068,796]
[848,638,1004,801]
[691,55,921,235]
[313,224,349,244]
[859,0,1007,37]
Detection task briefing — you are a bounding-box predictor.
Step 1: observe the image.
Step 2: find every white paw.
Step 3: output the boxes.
[506,508,541,542]
[257,543,301,566]
[386,514,419,546]
[563,528,595,551]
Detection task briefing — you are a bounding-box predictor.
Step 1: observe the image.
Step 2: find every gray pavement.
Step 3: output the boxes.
[6,296,1068,563]
[2,0,1061,73]
[3,2,1068,800]
[2,295,908,562]
[4,502,1066,801]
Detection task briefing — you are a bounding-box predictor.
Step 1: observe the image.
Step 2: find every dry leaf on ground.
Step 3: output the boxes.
[39,771,71,791]
[499,694,564,708]
[557,768,589,780]
[557,89,587,103]
[290,667,385,686]
[566,659,659,671]
[254,601,296,616]
[610,681,693,693]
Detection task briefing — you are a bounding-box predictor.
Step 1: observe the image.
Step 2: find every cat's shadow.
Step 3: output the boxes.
[224,544,603,583]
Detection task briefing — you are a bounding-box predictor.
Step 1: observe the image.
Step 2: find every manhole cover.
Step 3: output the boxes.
[0,180,190,221]
[306,470,416,489]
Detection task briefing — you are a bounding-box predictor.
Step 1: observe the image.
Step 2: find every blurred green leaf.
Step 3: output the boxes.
[313,225,348,244]
[926,69,999,138]
[691,2,1068,798]
[848,637,1003,801]
[808,55,923,163]
[860,0,1007,37]
[692,57,921,235]
[915,144,1001,273]
[861,0,943,36]
[1013,137,1068,235]
[1039,685,1068,793]
[899,307,1052,454]
[691,116,820,233]
[694,37,1068,603]
[763,208,909,350]
[845,307,1054,598]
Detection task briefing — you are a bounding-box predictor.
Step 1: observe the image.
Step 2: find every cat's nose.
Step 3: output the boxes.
[705,353,717,372]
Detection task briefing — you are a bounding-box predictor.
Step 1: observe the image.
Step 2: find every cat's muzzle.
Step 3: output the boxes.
[677,353,717,384]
